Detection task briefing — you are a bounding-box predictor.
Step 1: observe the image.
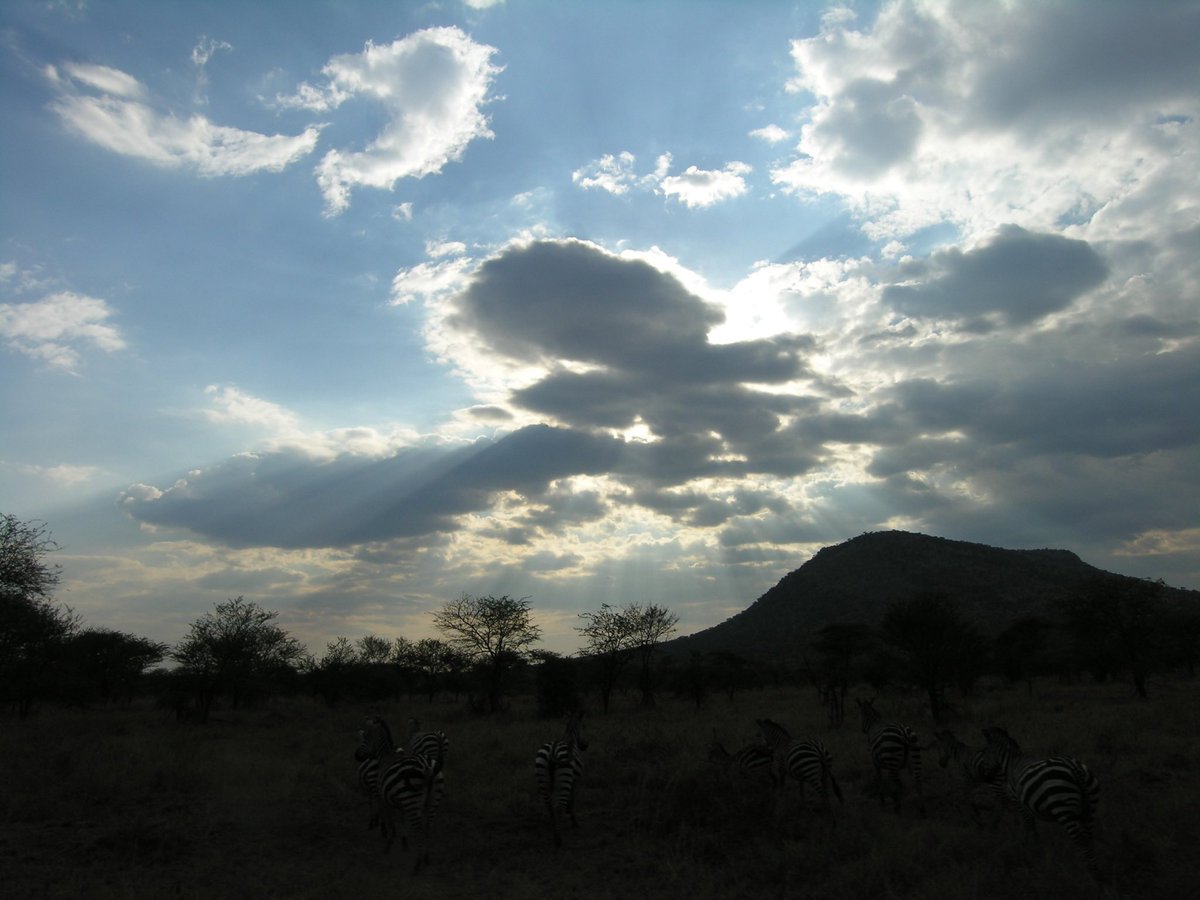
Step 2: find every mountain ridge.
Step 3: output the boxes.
[668,530,1195,662]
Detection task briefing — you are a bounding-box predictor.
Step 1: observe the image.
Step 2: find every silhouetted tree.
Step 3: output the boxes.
[881,592,972,722]
[995,616,1054,695]
[0,515,78,717]
[807,622,876,727]
[432,594,541,712]
[62,628,167,705]
[1062,576,1166,698]
[576,602,637,713]
[625,603,678,707]
[171,596,305,720]
[532,649,581,717]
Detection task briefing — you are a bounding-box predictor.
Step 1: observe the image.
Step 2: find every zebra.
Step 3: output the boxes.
[932,728,1006,827]
[856,698,925,815]
[981,725,1104,882]
[407,718,450,765]
[706,731,777,788]
[755,718,843,824]
[534,709,588,848]
[355,735,383,830]
[360,715,446,873]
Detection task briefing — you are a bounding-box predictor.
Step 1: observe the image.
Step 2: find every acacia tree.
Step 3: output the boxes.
[626,603,678,707]
[576,603,636,713]
[881,592,973,723]
[432,594,541,711]
[62,629,167,705]
[171,596,305,720]
[1063,576,1166,699]
[1,515,79,716]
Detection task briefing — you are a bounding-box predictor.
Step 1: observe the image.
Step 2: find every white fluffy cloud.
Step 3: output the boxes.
[280,27,502,215]
[0,291,125,371]
[573,151,751,208]
[47,62,320,176]
[772,0,1200,243]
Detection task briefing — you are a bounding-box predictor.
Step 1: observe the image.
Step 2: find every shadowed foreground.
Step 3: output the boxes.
[2,680,1196,899]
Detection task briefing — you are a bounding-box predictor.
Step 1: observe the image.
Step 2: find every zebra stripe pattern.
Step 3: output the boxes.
[856,698,925,815]
[361,715,446,873]
[535,710,588,848]
[355,737,382,830]
[933,728,1005,827]
[981,726,1103,882]
[707,734,777,787]
[407,718,450,765]
[756,718,843,823]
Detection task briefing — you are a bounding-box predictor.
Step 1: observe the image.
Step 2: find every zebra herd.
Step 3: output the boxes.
[353,701,1103,884]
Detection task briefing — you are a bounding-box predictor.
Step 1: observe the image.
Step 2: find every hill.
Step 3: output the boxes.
[669,530,1194,662]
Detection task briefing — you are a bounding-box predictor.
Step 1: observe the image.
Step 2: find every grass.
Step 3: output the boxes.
[1,678,1197,899]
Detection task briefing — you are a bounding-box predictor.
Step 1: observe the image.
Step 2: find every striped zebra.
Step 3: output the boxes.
[756,718,843,824]
[360,715,446,873]
[354,736,383,830]
[407,718,450,764]
[981,726,1103,882]
[707,732,777,788]
[534,710,588,848]
[856,698,925,815]
[932,728,1005,827]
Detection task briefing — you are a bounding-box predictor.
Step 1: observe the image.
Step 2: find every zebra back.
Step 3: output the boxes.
[535,711,587,847]
[981,726,1103,881]
[407,718,450,765]
[856,698,925,814]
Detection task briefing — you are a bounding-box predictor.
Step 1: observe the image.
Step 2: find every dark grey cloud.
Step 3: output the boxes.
[121,424,624,549]
[882,225,1108,325]
[814,77,924,177]
[968,3,1200,131]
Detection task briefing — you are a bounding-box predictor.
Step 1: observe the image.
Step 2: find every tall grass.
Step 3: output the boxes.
[1,678,1195,898]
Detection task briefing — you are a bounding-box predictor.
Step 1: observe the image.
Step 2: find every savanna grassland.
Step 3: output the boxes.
[2,679,1197,900]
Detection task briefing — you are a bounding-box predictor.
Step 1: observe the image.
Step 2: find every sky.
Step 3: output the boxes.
[2,0,1198,657]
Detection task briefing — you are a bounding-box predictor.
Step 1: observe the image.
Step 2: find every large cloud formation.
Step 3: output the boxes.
[120,0,1200,612]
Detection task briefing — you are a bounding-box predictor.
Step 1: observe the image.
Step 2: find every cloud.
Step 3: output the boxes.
[882,225,1109,326]
[572,152,752,208]
[659,161,752,208]
[279,27,502,214]
[750,124,789,144]
[120,424,624,549]
[0,291,125,371]
[771,0,1200,242]
[48,62,320,175]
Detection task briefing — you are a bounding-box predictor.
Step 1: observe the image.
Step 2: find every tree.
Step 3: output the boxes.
[576,603,637,713]
[881,592,973,723]
[171,596,305,720]
[625,603,678,707]
[1,515,78,716]
[806,622,876,727]
[432,594,541,712]
[1062,576,1166,698]
[61,628,167,705]
[1,514,61,604]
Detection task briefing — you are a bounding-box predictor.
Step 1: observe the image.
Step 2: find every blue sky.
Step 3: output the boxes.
[2,0,1198,655]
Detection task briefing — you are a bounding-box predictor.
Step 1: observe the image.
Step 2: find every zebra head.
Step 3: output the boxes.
[755,717,791,751]
[856,697,879,734]
[980,726,1021,772]
[567,710,588,751]
[360,715,396,758]
[933,729,959,768]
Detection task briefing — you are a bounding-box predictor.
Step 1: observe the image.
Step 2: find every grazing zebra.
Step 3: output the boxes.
[360,715,446,873]
[534,710,588,848]
[933,728,1005,827]
[981,726,1103,882]
[856,698,925,815]
[707,732,777,788]
[755,718,844,824]
[407,718,450,765]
